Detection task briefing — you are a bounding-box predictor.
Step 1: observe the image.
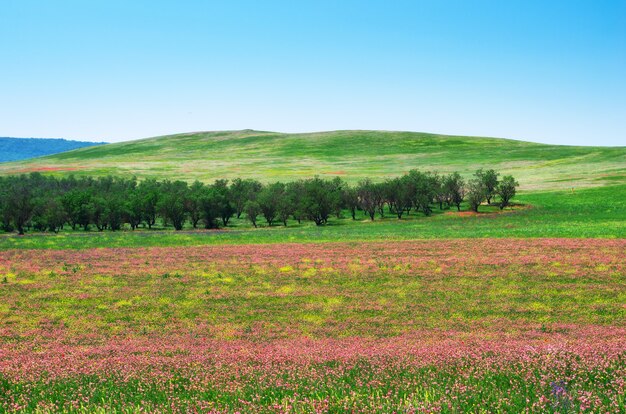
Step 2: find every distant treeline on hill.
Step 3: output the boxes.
[0,138,102,162]
[0,170,518,234]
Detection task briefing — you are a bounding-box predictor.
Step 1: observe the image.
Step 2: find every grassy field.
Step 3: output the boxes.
[1,130,624,190]
[1,239,624,412]
[0,130,624,412]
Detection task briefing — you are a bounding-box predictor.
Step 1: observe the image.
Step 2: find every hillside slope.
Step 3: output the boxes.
[0,130,624,190]
[0,137,102,163]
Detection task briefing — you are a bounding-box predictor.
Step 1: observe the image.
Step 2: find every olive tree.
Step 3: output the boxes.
[496,175,519,209]
[466,178,487,213]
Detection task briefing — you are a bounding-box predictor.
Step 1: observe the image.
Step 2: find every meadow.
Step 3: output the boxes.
[0,131,625,413]
[1,130,624,190]
[1,239,625,412]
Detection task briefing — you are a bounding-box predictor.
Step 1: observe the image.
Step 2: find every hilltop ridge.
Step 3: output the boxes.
[0,130,623,190]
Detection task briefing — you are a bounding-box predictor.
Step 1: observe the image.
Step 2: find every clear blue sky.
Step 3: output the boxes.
[1,0,625,145]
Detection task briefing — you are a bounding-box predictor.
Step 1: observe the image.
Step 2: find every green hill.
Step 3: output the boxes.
[1,130,624,190]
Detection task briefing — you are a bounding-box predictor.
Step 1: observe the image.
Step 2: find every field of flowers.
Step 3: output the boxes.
[1,239,625,412]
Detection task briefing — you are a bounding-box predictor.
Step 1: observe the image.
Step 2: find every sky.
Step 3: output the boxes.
[1,1,625,145]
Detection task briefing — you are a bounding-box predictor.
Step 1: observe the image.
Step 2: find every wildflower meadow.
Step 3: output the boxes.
[1,239,624,412]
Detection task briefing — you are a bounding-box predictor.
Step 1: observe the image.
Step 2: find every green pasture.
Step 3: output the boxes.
[1,130,624,190]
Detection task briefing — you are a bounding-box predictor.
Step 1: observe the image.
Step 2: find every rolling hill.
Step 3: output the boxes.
[0,130,624,190]
[0,137,103,163]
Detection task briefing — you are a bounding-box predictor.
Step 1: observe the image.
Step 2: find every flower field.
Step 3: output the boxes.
[1,239,625,412]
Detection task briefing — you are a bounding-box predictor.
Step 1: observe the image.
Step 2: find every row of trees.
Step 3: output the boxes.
[0,169,518,234]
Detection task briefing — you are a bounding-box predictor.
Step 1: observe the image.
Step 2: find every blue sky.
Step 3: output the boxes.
[1,1,625,145]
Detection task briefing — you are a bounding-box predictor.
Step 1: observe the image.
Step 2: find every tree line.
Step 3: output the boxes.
[0,169,518,234]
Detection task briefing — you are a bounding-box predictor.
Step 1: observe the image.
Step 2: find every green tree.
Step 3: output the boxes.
[476,168,500,204]
[466,177,487,213]
[408,170,436,216]
[286,181,306,224]
[5,176,36,235]
[199,186,220,229]
[496,175,519,209]
[137,179,160,229]
[386,176,413,219]
[244,200,261,228]
[158,180,188,230]
[357,179,378,221]
[301,177,341,225]
[258,183,284,226]
[186,181,205,229]
[341,184,359,220]
[212,179,235,226]
[230,178,262,219]
[444,172,465,211]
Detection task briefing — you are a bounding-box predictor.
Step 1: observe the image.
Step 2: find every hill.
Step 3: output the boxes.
[0,137,103,163]
[0,130,624,190]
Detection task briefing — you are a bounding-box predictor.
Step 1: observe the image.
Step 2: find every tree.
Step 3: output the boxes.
[408,170,436,216]
[341,185,359,220]
[301,177,341,225]
[258,183,284,226]
[373,183,386,218]
[385,176,413,219]
[0,168,512,235]
[199,186,220,229]
[230,178,262,219]
[0,179,12,232]
[444,173,465,211]
[125,190,144,230]
[39,197,66,233]
[158,180,188,230]
[357,179,378,221]
[186,181,205,229]
[496,175,519,209]
[466,178,487,213]
[431,173,448,210]
[244,200,261,228]
[89,196,107,231]
[330,177,345,218]
[5,176,36,235]
[475,168,499,204]
[212,179,235,226]
[62,189,92,230]
[103,195,126,231]
[277,196,293,226]
[286,181,306,224]
[137,179,160,229]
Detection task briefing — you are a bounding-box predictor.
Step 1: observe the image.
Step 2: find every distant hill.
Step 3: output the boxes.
[0,130,624,190]
[0,137,103,163]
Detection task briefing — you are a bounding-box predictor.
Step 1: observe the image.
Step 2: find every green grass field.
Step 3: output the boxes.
[0,130,624,412]
[1,130,624,190]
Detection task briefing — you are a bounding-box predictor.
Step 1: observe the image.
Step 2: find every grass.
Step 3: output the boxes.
[0,129,624,412]
[0,130,624,190]
[1,239,624,412]
[2,240,624,338]
[1,184,624,250]
[3,359,624,413]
